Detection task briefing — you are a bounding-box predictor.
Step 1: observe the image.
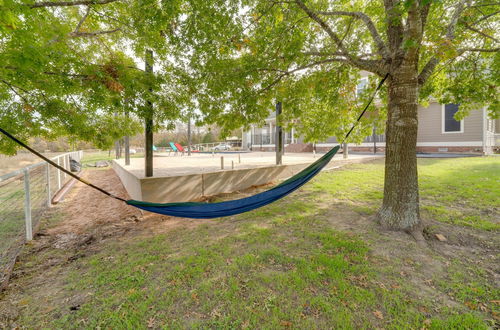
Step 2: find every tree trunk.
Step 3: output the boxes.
[378,59,421,232]
[145,49,154,177]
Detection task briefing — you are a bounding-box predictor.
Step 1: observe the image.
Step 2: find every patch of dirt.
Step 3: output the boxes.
[29,169,213,252]
[321,203,499,321]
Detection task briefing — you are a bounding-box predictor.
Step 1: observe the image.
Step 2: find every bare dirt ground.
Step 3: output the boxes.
[0,167,498,326]
[39,168,211,246]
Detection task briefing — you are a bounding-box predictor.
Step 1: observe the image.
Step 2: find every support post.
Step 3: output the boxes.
[275,101,283,165]
[46,163,51,207]
[373,125,377,154]
[269,122,273,144]
[124,135,130,165]
[145,49,154,177]
[187,116,192,156]
[57,157,61,190]
[343,142,348,159]
[125,109,130,165]
[250,126,254,151]
[23,169,33,241]
[63,155,67,179]
[220,156,224,169]
[231,160,234,169]
[115,140,121,159]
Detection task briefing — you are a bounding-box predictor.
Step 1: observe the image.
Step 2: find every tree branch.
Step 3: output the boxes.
[302,50,376,59]
[462,21,499,42]
[472,10,499,24]
[74,6,91,33]
[402,0,424,62]
[1,80,31,104]
[69,28,121,37]
[258,58,349,94]
[384,0,404,56]
[418,0,468,86]
[293,0,386,76]
[30,0,119,8]
[317,10,389,58]
[459,47,500,52]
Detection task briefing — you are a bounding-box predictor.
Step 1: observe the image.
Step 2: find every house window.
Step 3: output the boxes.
[356,77,368,97]
[442,104,464,133]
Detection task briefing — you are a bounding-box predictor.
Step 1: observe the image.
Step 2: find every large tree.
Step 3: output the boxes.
[0,0,187,154]
[178,0,498,235]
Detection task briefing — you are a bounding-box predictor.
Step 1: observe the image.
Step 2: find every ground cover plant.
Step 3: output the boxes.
[0,157,498,328]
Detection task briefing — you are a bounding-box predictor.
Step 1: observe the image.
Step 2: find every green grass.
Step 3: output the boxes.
[309,157,500,230]
[81,151,144,165]
[18,199,489,329]
[7,156,499,329]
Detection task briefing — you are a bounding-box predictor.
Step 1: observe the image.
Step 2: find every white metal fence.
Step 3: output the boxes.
[0,150,83,289]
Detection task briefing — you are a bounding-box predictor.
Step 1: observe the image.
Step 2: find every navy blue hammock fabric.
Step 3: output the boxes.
[126,145,340,219]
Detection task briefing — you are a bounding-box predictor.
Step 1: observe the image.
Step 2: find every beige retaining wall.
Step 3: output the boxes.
[112,160,143,200]
[113,161,312,203]
[113,157,379,204]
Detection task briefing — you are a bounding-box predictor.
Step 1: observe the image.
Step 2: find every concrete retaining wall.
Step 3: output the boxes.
[112,160,142,200]
[112,157,379,204]
[113,161,314,203]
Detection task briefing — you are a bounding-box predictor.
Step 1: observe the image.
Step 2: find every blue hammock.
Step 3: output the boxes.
[126,145,340,218]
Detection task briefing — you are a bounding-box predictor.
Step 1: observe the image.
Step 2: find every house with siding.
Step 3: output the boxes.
[242,78,498,154]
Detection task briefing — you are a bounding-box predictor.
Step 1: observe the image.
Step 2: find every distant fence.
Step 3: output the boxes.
[0,150,83,290]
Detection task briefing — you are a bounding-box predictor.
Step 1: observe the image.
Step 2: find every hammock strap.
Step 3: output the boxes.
[341,72,389,143]
[0,127,126,202]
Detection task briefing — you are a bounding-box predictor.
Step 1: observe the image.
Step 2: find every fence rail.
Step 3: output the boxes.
[0,150,83,290]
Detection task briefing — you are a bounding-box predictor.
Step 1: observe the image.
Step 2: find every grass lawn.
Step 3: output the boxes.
[0,157,498,329]
[80,150,145,165]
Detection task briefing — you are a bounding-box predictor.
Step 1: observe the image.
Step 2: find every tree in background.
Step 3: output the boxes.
[180,0,498,235]
[0,0,188,154]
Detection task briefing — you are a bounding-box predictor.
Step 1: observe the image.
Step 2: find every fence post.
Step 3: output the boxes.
[57,157,61,190]
[220,156,224,170]
[63,155,67,179]
[46,163,51,207]
[23,169,33,241]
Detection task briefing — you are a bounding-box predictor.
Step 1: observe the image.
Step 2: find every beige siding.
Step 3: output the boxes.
[417,103,483,142]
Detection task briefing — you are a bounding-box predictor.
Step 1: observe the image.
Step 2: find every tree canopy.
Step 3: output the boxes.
[1,0,497,154]
[0,0,190,154]
[176,0,498,141]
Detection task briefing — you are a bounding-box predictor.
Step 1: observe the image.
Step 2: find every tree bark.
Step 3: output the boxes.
[378,58,421,232]
[145,49,154,177]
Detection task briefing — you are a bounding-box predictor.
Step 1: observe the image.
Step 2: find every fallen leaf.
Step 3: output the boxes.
[464,301,477,310]
[435,234,447,242]
[373,310,384,320]
[418,306,429,314]
[280,320,292,327]
[147,317,155,328]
